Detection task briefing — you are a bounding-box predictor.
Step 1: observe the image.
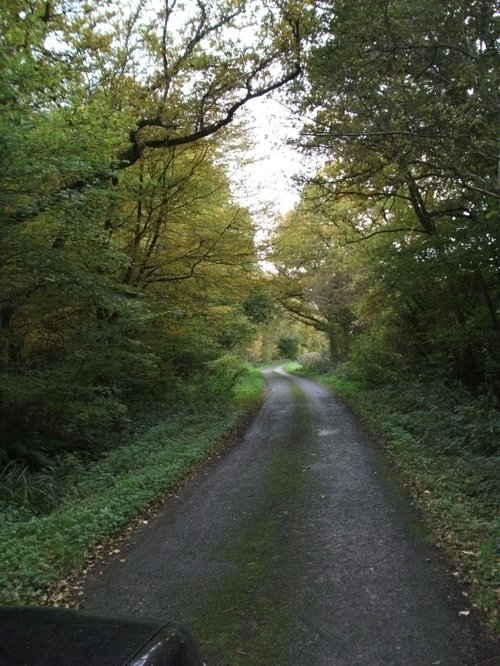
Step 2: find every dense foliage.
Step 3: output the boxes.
[0,367,266,605]
[273,0,499,398]
[0,0,305,466]
[1,0,498,629]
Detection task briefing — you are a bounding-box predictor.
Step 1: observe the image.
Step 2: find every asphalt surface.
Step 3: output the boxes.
[81,369,494,665]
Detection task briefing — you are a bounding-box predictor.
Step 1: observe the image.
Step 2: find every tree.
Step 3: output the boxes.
[300,0,498,208]
[285,0,499,389]
[277,336,299,359]
[270,192,365,362]
[0,0,309,462]
[2,0,304,226]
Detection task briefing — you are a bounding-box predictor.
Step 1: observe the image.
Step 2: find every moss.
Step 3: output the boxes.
[192,383,312,665]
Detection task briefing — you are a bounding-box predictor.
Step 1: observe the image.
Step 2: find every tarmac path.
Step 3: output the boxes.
[81,369,494,665]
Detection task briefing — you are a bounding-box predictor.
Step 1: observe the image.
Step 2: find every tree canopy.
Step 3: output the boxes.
[0,0,307,463]
[272,0,499,391]
[1,0,498,465]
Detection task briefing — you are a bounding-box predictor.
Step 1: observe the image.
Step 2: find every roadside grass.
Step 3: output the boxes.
[233,366,267,410]
[292,365,499,635]
[0,368,266,606]
[281,360,302,373]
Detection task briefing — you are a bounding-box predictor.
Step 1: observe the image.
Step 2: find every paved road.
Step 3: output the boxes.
[81,369,493,665]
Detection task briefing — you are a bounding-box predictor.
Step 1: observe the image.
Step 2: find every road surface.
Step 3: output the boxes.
[81,369,493,665]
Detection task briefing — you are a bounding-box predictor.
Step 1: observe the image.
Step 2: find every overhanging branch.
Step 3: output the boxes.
[117,61,302,168]
[7,61,302,225]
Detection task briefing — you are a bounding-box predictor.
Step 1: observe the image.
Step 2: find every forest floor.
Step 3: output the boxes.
[79,369,498,665]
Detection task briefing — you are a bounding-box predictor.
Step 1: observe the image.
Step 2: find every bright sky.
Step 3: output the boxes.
[228,95,309,235]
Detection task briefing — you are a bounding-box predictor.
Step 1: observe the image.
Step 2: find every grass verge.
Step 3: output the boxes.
[0,368,266,607]
[294,367,499,636]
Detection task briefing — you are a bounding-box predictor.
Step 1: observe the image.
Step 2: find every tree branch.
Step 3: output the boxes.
[277,297,328,331]
[118,61,302,168]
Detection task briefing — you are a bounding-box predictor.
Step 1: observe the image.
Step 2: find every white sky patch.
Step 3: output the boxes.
[228,95,310,239]
[45,1,311,241]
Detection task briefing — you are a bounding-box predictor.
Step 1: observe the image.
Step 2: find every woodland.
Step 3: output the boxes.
[0,0,498,626]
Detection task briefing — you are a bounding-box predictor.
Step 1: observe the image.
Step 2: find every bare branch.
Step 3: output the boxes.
[152,1,243,95]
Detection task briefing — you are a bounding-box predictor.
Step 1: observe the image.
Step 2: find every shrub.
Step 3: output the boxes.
[338,332,403,386]
[298,352,332,375]
[0,367,266,604]
[276,337,299,359]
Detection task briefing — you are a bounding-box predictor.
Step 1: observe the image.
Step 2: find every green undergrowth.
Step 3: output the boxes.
[297,367,499,634]
[281,360,302,373]
[0,367,266,606]
[233,366,267,410]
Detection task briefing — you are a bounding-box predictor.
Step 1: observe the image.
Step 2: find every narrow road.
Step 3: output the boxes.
[81,369,491,665]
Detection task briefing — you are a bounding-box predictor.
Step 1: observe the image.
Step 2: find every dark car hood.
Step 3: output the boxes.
[0,606,202,666]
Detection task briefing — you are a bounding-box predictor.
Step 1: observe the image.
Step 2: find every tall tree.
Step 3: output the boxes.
[300,0,498,209]
[286,0,499,389]
[2,0,304,226]
[0,0,307,462]
[270,192,365,361]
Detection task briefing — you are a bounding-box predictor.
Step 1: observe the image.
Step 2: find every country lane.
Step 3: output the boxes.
[81,368,494,665]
